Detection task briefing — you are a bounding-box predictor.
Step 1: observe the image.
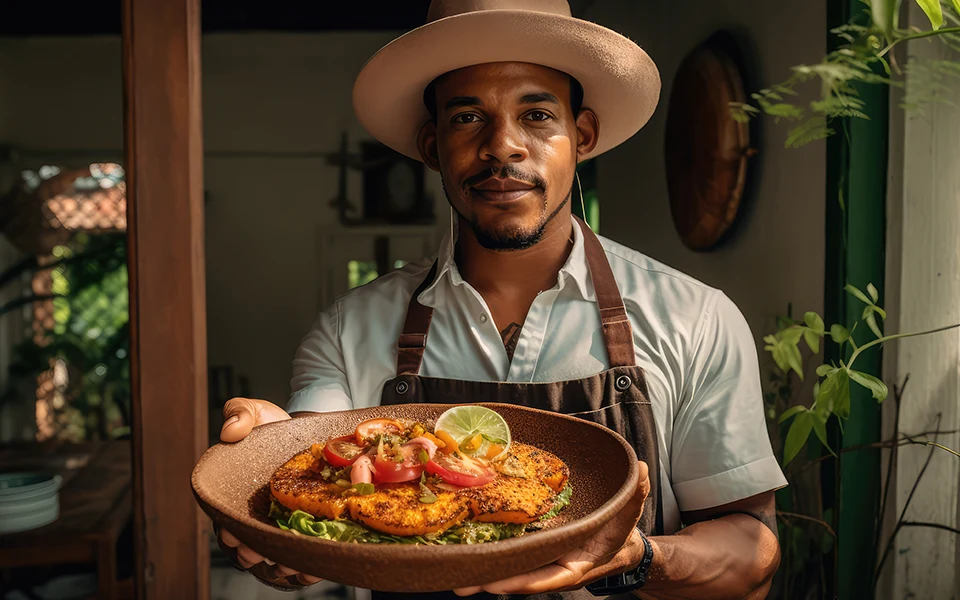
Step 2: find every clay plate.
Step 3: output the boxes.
[191,403,638,592]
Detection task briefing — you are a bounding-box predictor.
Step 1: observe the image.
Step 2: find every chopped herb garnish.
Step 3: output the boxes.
[419,449,429,464]
[352,482,376,496]
[481,433,508,446]
[419,473,438,504]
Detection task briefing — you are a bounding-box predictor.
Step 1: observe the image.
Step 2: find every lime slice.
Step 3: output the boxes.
[434,406,511,459]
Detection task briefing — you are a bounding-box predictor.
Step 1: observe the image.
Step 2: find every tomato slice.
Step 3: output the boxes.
[322,435,366,467]
[354,418,403,445]
[426,453,496,487]
[373,444,424,483]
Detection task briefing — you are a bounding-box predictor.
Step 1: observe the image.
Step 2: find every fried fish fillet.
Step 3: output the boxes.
[349,484,469,536]
[270,451,348,520]
[507,442,570,493]
[460,474,557,524]
[270,442,569,536]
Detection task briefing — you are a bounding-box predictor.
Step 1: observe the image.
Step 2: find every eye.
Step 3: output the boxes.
[525,110,552,122]
[452,113,482,124]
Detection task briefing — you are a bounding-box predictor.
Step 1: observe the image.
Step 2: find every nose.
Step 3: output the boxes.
[478,116,528,164]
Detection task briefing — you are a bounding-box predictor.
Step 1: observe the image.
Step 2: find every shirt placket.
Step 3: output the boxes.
[506,286,561,383]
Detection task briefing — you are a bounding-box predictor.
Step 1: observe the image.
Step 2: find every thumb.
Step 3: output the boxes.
[636,460,651,500]
[220,398,290,443]
[627,460,651,518]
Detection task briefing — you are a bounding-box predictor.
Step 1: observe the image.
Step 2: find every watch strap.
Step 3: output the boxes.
[584,529,654,596]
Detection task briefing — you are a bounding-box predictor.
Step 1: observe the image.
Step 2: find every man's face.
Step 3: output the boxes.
[417,62,599,250]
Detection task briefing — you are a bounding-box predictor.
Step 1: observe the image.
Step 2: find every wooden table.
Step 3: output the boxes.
[0,441,133,599]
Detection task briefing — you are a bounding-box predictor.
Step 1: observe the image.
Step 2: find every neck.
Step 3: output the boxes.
[454,213,574,298]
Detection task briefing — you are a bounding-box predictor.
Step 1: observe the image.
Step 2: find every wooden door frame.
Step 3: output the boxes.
[122,0,209,598]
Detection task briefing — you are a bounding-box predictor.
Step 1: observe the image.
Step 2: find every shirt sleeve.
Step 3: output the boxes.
[670,291,787,513]
[286,300,354,415]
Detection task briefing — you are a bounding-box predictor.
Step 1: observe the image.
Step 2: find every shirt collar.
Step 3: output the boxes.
[418,215,595,304]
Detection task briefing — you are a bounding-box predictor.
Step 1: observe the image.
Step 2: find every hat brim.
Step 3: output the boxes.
[352,10,661,162]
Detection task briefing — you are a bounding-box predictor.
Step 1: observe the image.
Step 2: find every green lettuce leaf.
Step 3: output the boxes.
[540,485,574,521]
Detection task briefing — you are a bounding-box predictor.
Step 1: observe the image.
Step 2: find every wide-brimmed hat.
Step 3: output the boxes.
[353,0,661,162]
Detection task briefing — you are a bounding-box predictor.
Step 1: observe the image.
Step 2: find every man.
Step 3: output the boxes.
[217,1,787,598]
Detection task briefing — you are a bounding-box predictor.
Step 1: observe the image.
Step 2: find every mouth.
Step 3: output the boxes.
[470,178,539,203]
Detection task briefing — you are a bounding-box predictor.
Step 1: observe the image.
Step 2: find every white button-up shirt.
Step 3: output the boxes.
[288,217,787,533]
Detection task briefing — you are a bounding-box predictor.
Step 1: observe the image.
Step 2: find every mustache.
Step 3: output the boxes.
[461,165,547,193]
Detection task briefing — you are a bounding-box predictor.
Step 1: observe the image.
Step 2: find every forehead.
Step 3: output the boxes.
[433,62,571,102]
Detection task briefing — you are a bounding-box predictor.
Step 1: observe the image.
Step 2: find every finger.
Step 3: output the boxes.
[625,460,651,516]
[636,460,651,498]
[296,573,323,585]
[236,544,265,568]
[454,586,483,596]
[221,398,258,443]
[219,528,241,548]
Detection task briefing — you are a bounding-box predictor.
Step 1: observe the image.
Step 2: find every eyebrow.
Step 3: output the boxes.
[520,92,560,105]
[444,96,483,110]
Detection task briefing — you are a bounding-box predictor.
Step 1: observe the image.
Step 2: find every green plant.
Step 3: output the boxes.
[1,232,130,441]
[732,0,960,146]
[763,288,960,596]
[766,284,959,465]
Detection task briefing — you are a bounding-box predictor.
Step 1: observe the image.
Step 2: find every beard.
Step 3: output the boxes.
[443,169,573,251]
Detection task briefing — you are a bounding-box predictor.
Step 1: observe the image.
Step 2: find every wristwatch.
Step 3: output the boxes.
[585,529,654,596]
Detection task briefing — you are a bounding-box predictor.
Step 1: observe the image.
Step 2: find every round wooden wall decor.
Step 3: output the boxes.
[664,33,754,252]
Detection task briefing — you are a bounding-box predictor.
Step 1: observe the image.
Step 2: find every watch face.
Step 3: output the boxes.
[387,162,417,213]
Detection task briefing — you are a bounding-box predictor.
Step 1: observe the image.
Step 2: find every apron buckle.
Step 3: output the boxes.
[615,374,632,392]
[396,380,410,395]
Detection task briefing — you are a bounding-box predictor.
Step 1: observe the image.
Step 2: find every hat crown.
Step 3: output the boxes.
[427,0,571,22]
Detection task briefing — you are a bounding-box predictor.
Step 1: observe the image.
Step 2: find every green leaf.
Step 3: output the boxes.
[779,405,809,424]
[953,0,960,20]
[784,412,814,466]
[818,368,851,419]
[830,324,851,344]
[770,343,789,373]
[848,370,889,402]
[867,283,879,303]
[865,311,883,339]
[870,0,901,39]
[804,312,825,335]
[844,284,872,306]
[811,410,835,456]
[816,364,836,377]
[785,342,804,380]
[804,329,821,354]
[781,327,804,345]
[915,0,944,29]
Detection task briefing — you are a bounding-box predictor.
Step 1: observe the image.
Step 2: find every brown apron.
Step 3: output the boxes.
[372,219,664,600]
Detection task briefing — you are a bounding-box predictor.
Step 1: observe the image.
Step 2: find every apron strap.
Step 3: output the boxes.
[395,218,636,375]
[575,217,637,368]
[396,261,439,375]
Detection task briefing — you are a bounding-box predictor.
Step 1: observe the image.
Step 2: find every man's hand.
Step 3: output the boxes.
[454,460,651,596]
[216,398,322,588]
[220,397,292,442]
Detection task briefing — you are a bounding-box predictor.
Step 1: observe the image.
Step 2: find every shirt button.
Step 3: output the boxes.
[479,314,488,323]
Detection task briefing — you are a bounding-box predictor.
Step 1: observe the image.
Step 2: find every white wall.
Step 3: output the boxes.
[579,0,827,347]
[201,33,447,405]
[880,2,960,594]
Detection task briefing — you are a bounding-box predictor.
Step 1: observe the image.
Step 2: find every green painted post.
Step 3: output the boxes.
[823,1,887,597]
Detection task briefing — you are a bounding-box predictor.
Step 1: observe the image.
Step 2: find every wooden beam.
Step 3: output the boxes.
[122,1,209,598]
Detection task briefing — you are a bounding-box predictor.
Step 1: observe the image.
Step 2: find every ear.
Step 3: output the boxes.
[574,108,600,161]
[417,121,441,172]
